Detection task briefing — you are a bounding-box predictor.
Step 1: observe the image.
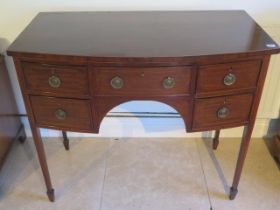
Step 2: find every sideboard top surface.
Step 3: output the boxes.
[7,11,280,58]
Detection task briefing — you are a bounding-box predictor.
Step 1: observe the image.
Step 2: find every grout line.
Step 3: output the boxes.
[99,139,115,210]
[195,139,214,210]
[99,162,107,210]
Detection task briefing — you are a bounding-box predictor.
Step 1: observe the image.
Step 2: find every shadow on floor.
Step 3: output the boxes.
[201,138,230,195]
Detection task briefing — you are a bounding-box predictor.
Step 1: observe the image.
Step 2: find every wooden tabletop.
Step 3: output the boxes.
[7,11,280,58]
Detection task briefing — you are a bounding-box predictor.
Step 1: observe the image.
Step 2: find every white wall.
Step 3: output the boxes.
[0,0,280,138]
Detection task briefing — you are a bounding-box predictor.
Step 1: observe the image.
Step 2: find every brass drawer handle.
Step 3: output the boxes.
[217,107,229,119]
[48,75,61,88]
[162,77,175,89]
[55,109,67,120]
[223,73,236,86]
[111,76,124,89]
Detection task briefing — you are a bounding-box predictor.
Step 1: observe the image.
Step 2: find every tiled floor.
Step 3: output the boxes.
[0,137,279,210]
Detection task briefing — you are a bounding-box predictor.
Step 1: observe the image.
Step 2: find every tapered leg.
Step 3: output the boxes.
[31,125,55,202]
[229,56,271,199]
[229,124,254,200]
[213,130,220,150]
[62,131,69,151]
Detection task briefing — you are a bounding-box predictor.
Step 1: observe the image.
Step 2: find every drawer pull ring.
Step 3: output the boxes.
[55,109,67,120]
[162,77,175,89]
[48,75,61,88]
[217,107,229,119]
[111,76,124,89]
[223,73,236,86]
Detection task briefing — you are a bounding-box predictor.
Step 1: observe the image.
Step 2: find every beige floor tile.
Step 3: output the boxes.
[1,137,279,210]
[101,138,210,210]
[0,138,111,210]
[197,138,280,210]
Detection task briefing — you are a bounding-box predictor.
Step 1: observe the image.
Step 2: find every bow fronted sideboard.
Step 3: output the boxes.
[7,11,280,202]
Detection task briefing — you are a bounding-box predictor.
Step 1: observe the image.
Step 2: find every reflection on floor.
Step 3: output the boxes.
[0,137,279,210]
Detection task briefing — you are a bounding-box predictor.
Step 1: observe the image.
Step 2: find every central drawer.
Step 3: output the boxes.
[92,66,193,96]
[30,96,93,131]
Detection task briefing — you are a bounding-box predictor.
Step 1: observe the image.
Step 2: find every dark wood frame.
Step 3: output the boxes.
[9,53,272,202]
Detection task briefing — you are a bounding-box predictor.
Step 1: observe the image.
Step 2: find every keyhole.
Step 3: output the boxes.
[224,98,227,104]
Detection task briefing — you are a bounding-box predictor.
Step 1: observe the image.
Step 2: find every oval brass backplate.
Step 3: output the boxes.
[162,77,175,89]
[48,75,61,88]
[55,109,67,120]
[217,107,229,119]
[110,76,124,89]
[223,73,236,86]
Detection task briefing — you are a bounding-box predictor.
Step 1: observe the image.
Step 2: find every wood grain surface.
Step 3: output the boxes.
[7,11,280,59]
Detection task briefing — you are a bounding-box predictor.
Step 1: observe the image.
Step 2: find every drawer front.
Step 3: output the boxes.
[192,94,253,130]
[196,60,261,96]
[22,62,89,97]
[30,96,93,130]
[93,66,192,96]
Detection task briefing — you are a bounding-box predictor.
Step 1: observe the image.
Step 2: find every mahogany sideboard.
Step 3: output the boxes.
[7,11,280,202]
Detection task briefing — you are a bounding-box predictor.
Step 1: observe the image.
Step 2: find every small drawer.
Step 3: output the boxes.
[196,60,261,96]
[92,66,193,96]
[22,62,89,97]
[192,94,253,130]
[30,96,93,131]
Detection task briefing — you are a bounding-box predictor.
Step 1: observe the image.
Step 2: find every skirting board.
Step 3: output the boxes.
[21,117,277,139]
